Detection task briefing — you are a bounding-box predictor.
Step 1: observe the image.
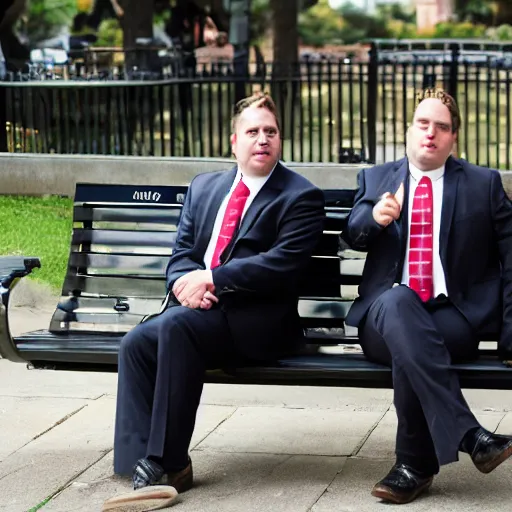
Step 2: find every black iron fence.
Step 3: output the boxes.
[2,40,512,168]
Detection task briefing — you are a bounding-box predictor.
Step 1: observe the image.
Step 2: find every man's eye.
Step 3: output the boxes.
[248,130,257,136]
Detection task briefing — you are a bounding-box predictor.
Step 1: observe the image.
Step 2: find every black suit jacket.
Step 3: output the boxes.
[165,162,325,360]
[342,156,512,358]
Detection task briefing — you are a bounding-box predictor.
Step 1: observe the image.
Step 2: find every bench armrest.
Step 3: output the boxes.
[0,256,41,362]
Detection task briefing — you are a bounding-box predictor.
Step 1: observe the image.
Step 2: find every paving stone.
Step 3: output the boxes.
[196,407,382,456]
[0,397,115,512]
[45,450,346,512]
[312,456,512,512]
[0,396,87,462]
[201,384,393,412]
[0,359,117,399]
[357,411,506,460]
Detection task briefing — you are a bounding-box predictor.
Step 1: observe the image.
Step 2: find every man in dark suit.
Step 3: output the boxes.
[103,92,325,511]
[342,88,512,504]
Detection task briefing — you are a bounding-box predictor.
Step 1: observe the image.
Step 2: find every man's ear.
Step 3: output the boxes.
[230,133,236,157]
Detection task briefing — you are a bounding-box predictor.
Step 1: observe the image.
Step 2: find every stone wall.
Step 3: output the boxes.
[1,153,511,197]
[0,153,366,196]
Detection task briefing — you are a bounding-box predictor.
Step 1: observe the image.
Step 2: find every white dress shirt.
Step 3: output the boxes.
[203,165,275,269]
[400,162,448,298]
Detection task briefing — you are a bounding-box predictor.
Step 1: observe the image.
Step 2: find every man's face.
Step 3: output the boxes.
[230,106,281,177]
[406,98,457,171]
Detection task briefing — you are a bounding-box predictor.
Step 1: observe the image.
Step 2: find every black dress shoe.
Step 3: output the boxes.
[467,428,512,474]
[372,464,434,504]
[132,458,165,490]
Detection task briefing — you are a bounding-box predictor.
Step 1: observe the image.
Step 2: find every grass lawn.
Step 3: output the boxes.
[1,195,73,292]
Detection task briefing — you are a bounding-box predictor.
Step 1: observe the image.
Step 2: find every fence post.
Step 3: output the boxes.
[0,86,7,152]
[447,42,459,102]
[367,41,378,164]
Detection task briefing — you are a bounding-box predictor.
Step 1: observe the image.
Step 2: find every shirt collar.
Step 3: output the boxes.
[235,161,278,194]
[409,161,445,183]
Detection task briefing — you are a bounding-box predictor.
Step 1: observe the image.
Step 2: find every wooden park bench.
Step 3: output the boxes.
[1,182,512,390]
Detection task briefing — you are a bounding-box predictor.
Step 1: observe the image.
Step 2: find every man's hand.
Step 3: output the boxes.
[372,182,404,227]
[200,290,219,310]
[173,270,216,309]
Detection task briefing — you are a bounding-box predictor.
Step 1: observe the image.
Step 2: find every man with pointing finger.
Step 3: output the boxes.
[343,88,512,504]
[103,92,325,511]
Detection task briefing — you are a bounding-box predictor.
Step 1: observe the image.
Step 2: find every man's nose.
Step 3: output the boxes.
[426,124,436,137]
[257,131,268,144]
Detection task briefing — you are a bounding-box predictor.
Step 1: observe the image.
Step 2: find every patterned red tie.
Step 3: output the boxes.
[408,176,433,302]
[210,178,250,268]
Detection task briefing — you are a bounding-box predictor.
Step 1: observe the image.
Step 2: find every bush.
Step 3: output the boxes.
[386,20,418,39]
[299,0,343,47]
[24,0,78,44]
[433,21,487,39]
[486,24,512,42]
[93,19,123,47]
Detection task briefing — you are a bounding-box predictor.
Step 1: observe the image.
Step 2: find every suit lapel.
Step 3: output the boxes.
[197,167,237,252]
[388,158,409,242]
[439,156,462,262]
[388,158,409,200]
[235,164,284,242]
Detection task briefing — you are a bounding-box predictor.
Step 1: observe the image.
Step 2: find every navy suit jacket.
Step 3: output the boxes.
[165,162,325,360]
[342,156,512,359]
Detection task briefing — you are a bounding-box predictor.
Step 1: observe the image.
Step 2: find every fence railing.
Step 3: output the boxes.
[2,40,512,168]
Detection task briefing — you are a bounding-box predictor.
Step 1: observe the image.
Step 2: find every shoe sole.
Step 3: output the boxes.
[371,478,433,504]
[475,441,512,474]
[102,485,178,512]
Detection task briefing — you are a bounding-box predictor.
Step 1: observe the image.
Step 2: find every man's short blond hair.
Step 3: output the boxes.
[231,92,280,132]
[415,88,461,134]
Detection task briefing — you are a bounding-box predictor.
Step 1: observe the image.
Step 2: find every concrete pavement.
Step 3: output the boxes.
[2,302,512,512]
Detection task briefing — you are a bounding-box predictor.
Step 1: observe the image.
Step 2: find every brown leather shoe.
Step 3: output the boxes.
[371,464,434,504]
[166,458,193,493]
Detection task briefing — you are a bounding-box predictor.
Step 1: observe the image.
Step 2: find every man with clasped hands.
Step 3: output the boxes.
[103,92,325,511]
[342,88,512,504]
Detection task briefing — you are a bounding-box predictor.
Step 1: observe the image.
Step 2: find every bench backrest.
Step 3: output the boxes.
[49,183,363,341]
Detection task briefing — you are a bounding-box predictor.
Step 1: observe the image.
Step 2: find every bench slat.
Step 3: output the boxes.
[63,275,167,298]
[74,206,182,224]
[69,253,169,274]
[71,229,177,248]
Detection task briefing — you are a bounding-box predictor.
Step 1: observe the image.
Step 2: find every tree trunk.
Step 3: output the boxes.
[119,0,155,74]
[496,1,512,24]
[270,0,298,76]
[270,0,299,146]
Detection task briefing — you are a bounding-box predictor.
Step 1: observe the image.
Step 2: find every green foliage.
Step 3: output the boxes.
[486,24,512,41]
[93,19,123,47]
[1,195,73,292]
[250,0,272,45]
[336,3,390,44]
[298,0,343,47]
[386,19,417,39]
[456,0,494,24]
[24,0,78,44]
[376,2,415,24]
[433,21,487,39]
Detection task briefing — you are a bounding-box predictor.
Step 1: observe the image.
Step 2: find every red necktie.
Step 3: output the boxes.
[408,176,433,302]
[210,179,250,268]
